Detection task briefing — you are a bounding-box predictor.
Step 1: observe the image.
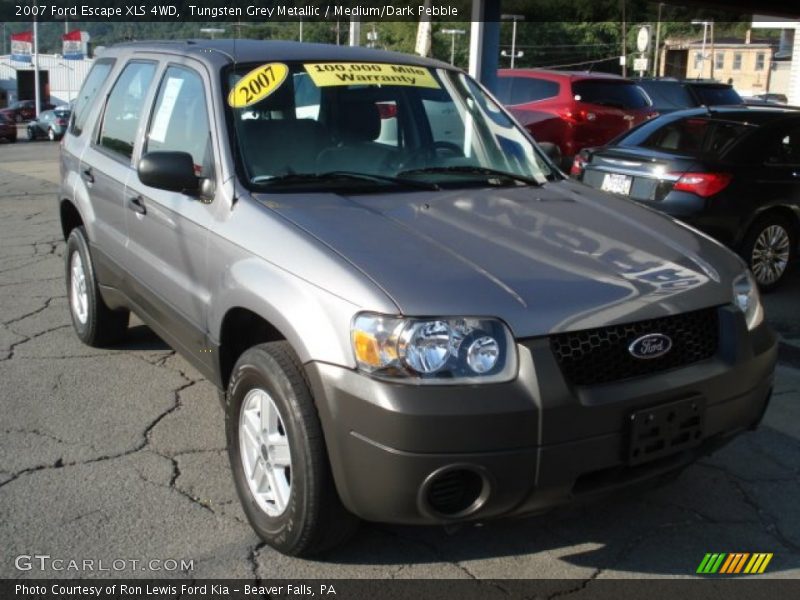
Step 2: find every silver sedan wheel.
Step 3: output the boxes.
[751,224,791,285]
[239,388,292,517]
[69,251,88,324]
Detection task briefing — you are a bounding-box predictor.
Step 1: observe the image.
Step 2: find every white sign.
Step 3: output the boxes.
[634,57,649,72]
[637,26,650,53]
[149,78,184,144]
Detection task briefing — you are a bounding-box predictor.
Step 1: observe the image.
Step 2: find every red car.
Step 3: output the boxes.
[0,113,17,143]
[496,69,657,167]
[0,99,55,123]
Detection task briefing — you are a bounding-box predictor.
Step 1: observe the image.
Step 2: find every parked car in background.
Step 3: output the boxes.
[27,108,71,141]
[572,106,800,289]
[634,78,744,113]
[0,99,55,122]
[496,69,657,168]
[752,93,788,105]
[0,112,17,143]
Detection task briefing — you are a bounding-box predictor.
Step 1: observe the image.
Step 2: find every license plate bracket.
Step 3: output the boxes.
[628,396,706,465]
[600,172,633,195]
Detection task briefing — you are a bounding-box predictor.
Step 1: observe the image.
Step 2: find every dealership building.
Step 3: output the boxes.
[0,53,93,107]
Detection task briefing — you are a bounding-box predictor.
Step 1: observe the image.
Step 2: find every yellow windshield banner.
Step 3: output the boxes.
[303,63,440,89]
[228,63,289,108]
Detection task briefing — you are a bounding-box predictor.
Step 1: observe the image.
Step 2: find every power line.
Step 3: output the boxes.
[533,55,621,69]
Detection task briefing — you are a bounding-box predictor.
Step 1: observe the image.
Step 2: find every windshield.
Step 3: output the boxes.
[225,61,553,192]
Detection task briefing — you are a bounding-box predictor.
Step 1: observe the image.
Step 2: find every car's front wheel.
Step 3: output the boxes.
[65,226,129,346]
[226,341,358,556]
[741,215,797,291]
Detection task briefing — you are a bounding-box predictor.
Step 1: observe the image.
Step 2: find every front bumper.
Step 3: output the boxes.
[306,305,777,525]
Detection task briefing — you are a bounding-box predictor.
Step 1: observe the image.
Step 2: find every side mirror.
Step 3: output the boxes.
[538,142,562,165]
[138,151,199,194]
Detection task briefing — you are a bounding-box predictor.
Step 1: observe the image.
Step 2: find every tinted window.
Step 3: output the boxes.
[638,81,694,110]
[145,66,211,177]
[641,117,748,155]
[571,80,650,109]
[494,77,513,104]
[70,59,114,136]
[99,61,156,159]
[764,126,800,166]
[509,77,559,104]
[692,85,742,106]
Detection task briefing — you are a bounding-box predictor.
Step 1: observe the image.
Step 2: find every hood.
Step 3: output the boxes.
[256,180,745,337]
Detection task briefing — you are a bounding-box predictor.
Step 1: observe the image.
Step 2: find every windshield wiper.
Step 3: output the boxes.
[252,171,439,191]
[397,166,542,187]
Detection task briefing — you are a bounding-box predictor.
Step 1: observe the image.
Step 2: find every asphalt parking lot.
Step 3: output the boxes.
[1,136,799,584]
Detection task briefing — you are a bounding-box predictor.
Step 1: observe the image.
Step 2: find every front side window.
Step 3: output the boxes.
[70,58,114,136]
[145,66,212,177]
[98,61,156,160]
[225,62,552,192]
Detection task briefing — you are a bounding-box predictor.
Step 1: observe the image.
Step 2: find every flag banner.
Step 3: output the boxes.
[62,30,84,60]
[10,31,32,63]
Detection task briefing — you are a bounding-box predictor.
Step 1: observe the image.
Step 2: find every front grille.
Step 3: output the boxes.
[550,307,719,386]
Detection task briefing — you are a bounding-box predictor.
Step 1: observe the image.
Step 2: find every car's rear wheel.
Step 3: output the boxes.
[226,341,358,556]
[741,215,797,292]
[65,226,129,346]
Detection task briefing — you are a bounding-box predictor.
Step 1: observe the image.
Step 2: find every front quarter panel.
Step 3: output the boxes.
[207,194,399,368]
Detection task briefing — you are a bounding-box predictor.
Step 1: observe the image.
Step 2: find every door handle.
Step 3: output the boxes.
[81,168,94,184]
[127,195,146,215]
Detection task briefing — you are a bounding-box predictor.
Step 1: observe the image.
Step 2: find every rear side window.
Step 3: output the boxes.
[572,80,650,110]
[70,59,114,136]
[510,77,560,104]
[98,61,156,160]
[145,66,212,177]
[692,85,742,106]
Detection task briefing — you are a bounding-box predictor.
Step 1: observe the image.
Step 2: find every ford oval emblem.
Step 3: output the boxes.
[628,333,672,360]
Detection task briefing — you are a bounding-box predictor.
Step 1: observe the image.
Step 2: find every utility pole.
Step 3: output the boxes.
[653,2,663,77]
[33,15,40,118]
[621,0,628,77]
[500,14,524,68]
[441,29,465,65]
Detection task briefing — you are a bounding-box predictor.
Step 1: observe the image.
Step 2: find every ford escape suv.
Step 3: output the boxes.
[60,40,777,556]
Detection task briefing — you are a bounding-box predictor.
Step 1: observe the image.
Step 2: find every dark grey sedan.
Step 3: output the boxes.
[26,108,71,141]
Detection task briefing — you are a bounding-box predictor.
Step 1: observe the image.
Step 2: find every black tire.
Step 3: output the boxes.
[65,226,129,346]
[740,214,797,292]
[226,341,358,556]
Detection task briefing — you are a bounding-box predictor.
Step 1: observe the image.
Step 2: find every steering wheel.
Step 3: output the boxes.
[383,141,465,173]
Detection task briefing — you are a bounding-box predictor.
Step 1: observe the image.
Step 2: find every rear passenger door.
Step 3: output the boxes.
[123,63,217,368]
[79,60,157,282]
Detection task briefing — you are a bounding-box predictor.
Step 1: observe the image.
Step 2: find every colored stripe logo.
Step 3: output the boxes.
[697,553,773,574]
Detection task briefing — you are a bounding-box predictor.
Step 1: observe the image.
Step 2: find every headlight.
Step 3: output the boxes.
[733,271,764,330]
[351,313,517,383]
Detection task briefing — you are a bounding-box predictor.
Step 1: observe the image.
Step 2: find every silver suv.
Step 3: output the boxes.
[60,40,777,556]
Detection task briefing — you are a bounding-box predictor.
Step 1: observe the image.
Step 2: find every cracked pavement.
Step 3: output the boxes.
[1,141,799,584]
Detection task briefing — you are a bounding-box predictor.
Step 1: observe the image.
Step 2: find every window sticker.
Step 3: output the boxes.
[303,63,440,89]
[228,63,289,108]
[149,77,184,144]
